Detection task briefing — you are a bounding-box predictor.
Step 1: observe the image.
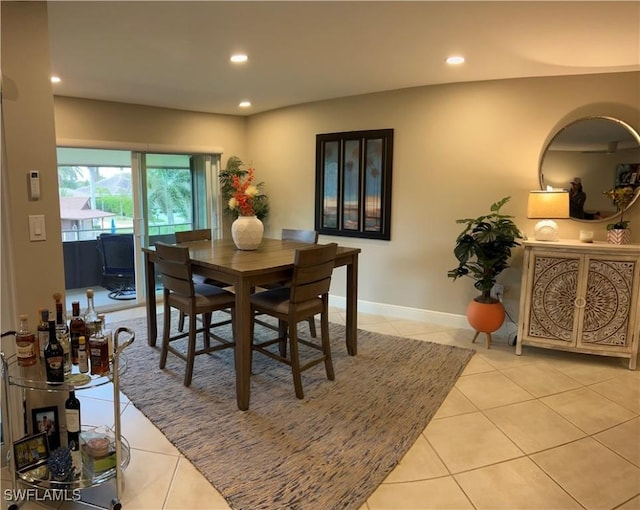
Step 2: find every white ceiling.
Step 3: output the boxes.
[47,1,640,116]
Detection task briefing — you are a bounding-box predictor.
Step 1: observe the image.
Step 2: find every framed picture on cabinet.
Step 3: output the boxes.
[31,406,60,450]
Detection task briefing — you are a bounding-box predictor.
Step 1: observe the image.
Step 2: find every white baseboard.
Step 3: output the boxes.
[329,295,518,339]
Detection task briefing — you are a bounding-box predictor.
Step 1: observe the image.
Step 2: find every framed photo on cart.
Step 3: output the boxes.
[31,406,60,450]
[12,432,50,473]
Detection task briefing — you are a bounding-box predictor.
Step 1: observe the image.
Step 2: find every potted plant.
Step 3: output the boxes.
[603,186,635,245]
[447,196,523,345]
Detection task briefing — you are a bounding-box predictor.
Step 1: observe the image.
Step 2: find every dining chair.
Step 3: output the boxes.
[257,228,319,337]
[174,229,230,332]
[155,242,235,386]
[250,243,338,399]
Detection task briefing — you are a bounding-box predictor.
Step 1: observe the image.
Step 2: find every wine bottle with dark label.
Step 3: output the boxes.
[44,320,65,383]
[65,390,81,468]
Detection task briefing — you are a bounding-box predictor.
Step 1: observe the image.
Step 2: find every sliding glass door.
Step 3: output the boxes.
[57,148,221,311]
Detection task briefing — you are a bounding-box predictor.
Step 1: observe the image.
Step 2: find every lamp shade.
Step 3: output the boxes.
[527,191,570,219]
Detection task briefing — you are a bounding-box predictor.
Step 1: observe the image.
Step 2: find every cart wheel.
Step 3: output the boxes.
[110,498,122,510]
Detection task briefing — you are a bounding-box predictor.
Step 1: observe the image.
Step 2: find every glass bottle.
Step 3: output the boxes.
[89,319,109,376]
[78,335,89,373]
[98,313,113,360]
[69,301,86,365]
[37,309,50,361]
[83,288,99,338]
[65,391,82,468]
[44,320,65,383]
[15,314,37,367]
[53,293,71,375]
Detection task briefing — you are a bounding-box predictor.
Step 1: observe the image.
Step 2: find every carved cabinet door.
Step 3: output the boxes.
[577,256,637,350]
[527,254,581,345]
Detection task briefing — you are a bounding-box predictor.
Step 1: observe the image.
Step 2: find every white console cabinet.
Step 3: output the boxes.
[516,240,639,369]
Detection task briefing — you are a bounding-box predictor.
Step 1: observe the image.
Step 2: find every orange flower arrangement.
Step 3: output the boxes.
[228,168,261,216]
[220,156,269,220]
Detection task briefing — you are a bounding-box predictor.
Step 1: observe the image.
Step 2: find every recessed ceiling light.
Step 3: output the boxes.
[239,101,251,108]
[446,56,465,65]
[51,75,61,83]
[230,54,248,63]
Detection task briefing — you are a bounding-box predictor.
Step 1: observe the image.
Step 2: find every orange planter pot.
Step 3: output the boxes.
[466,299,505,334]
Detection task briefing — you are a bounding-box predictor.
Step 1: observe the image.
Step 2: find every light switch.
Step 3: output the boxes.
[28,215,46,241]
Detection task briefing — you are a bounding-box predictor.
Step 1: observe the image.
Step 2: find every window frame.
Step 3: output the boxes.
[315,129,393,240]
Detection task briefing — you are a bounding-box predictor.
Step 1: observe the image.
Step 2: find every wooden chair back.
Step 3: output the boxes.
[289,243,337,305]
[175,229,212,243]
[155,242,195,299]
[282,228,318,244]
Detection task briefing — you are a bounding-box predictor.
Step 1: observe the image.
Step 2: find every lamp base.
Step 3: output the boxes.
[534,220,559,241]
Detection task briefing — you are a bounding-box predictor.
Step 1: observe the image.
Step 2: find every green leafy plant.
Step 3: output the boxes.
[603,186,635,230]
[448,196,523,303]
[219,156,269,220]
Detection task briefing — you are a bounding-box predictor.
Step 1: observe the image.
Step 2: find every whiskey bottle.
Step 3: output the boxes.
[69,301,86,365]
[78,335,89,373]
[89,320,109,376]
[15,314,37,367]
[44,320,65,383]
[98,313,113,360]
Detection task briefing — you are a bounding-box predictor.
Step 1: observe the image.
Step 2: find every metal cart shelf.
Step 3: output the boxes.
[1,327,134,510]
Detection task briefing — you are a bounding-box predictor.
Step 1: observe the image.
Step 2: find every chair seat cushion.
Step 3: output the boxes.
[168,285,235,311]
[250,287,322,317]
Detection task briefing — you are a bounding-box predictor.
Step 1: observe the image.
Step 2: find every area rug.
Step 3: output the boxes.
[114,314,474,510]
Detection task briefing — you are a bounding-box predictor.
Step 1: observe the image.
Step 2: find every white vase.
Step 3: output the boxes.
[231,215,264,250]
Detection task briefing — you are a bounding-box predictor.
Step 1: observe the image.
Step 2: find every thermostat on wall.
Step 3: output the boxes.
[28,170,41,200]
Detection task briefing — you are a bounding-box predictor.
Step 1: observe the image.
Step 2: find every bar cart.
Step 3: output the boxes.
[1,327,134,510]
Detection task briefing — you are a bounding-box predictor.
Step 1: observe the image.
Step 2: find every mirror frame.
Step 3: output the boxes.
[539,115,640,223]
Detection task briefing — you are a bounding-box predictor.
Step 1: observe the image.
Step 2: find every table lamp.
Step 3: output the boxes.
[527,190,569,241]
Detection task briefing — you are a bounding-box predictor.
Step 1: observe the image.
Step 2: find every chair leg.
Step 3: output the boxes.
[178,311,186,332]
[320,308,335,381]
[202,313,212,349]
[278,319,287,357]
[307,317,317,338]
[288,324,304,399]
[184,315,197,386]
[159,303,171,369]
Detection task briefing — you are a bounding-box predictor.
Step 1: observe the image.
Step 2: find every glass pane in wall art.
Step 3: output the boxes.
[315,129,393,240]
[322,141,339,228]
[364,138,383,232]
[342,140,361,230]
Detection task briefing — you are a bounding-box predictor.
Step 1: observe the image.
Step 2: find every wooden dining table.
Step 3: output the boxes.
[142,237,361,411]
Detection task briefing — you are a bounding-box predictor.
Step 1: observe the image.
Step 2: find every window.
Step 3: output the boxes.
[315,129,393,240]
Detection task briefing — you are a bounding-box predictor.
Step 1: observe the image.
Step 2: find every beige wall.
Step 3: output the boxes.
[247,72,640,320]
[1,2,64,329]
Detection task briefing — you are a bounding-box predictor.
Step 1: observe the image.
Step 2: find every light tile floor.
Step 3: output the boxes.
[3,306,639,510]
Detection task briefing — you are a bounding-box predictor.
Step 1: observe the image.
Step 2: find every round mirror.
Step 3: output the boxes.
[540,116,640,222]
